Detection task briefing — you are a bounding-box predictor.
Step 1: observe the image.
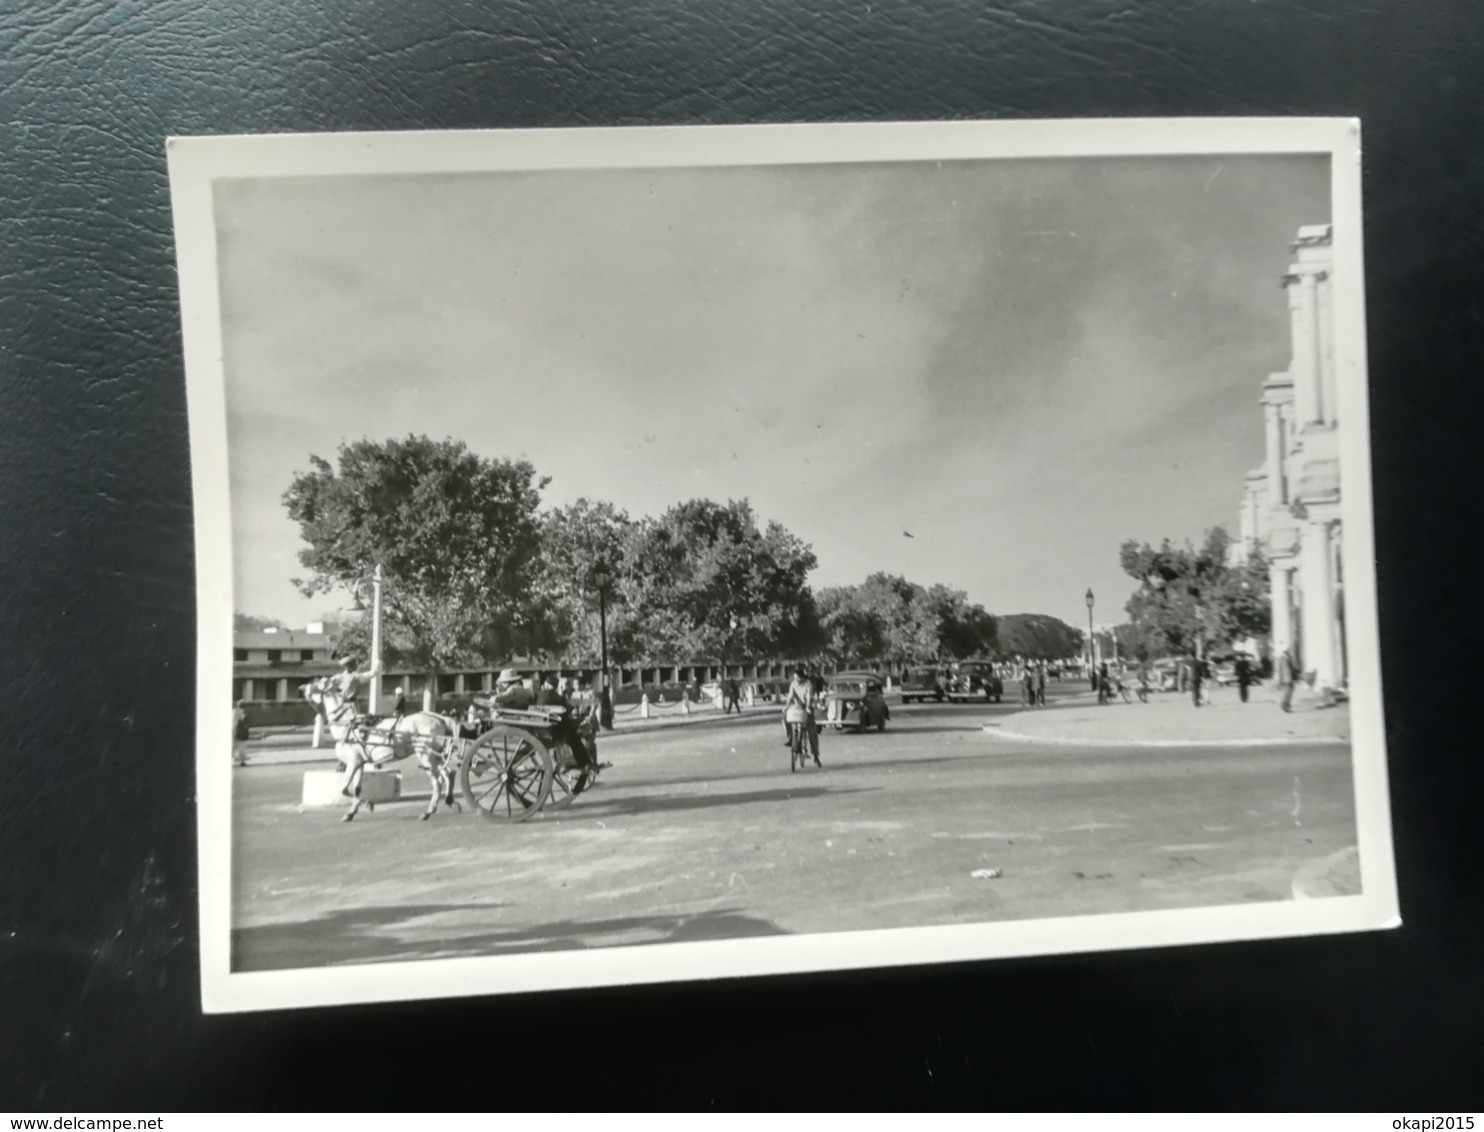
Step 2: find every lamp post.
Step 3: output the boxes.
[1085,588,1097,689]
[590,566,611,684]
[354,564,385,714]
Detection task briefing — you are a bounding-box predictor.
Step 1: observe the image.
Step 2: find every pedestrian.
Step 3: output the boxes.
[1021,664,1035,707]
[333,654,380,714]
[599,674,615,731]
[1234,655,1254,704]
[1190,653,1208,708]
[392,685,407,722]
[1276,648,1297,713]
[1034,662,1047,707]
[808,670,826,756]
[232,699,250,767]
[725,677,742,715]
[1097,661,1111,705]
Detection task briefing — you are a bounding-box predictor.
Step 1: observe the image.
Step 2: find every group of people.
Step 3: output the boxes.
[1018,663,1049,707]
[1091,649,1296,710]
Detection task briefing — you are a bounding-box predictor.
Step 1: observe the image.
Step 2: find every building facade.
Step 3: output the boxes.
[1235,223,1346,694]
[232,625,340,703]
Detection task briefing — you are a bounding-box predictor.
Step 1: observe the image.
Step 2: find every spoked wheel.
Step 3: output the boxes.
[788,725,804,773]
[460,724,553,823]
[546,741,591,811]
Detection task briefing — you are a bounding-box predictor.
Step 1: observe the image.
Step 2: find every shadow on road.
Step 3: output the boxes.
[559,783,875,818]
[232,903,785,971]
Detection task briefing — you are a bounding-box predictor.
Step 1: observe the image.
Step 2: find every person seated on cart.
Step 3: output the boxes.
[489,668,535,710]
[489,668,597,777]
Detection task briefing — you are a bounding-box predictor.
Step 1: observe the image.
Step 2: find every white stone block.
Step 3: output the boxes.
[301,769,401,807]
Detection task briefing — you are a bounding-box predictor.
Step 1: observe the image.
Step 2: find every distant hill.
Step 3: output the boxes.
[994,612,1083,660]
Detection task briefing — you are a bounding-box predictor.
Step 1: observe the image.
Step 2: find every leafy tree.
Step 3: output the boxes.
[282,435,550,679]
[619,499,819,663]
[816,585,884,667]
[816,578,997,667]
[995,613,1085,661]
[920,584,999,660]
[1119,527,1271,658]
[536,498,636,665]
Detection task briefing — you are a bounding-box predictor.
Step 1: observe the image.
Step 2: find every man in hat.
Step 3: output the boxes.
[334,654,380,714]
[491,668,535,711]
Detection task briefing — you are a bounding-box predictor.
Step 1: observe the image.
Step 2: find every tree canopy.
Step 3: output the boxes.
[535,498,636,664]
[1119,527,1270,658]
[233,612,287,633]
[618,499,820,663]
[282,435,549,673]
[273,434,1081,673]
[816,574,997,667]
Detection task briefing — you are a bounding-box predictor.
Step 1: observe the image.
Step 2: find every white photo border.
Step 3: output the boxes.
[169,117,1397,1015]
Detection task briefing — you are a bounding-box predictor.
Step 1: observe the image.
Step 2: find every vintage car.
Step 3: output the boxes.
[945,661,1004,703]
[900,664,947,704]
[823,671,890,731]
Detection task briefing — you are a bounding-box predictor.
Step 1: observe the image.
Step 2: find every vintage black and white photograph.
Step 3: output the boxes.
[170,119,1396,1013]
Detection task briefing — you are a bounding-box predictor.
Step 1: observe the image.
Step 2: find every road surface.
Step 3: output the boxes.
[229,693,1357,971]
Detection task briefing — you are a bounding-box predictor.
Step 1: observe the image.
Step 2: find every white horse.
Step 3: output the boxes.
[303,679,460,822]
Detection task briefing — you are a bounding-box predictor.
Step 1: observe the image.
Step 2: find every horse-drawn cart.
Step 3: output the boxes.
[456,705,601,823]
[305,678,602,823]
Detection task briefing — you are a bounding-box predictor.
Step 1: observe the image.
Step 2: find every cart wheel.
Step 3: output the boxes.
[545,741,584,810]
[460,724,552,823]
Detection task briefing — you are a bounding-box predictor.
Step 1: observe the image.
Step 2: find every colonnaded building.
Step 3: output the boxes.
[1233,223,1346,696]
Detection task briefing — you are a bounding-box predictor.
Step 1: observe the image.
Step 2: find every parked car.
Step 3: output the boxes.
[1150,658,1181,691]
[823,672,890,731]
[946,661,1003,703]
[900,665,947,704]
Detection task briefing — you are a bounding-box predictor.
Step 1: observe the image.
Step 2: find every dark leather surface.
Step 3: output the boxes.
[3,0,1483,1109]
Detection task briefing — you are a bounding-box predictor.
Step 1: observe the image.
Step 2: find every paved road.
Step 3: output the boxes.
[229,694,1357,971]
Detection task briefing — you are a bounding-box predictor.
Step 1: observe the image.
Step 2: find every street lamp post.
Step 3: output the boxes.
[1085,588,1097,690]
[368,563,384,714]
[590,565,612,726]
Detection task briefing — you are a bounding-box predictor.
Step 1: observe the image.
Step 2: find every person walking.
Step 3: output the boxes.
[1190,653,1208,708]
[599,674,615,730]
[232,699,250,767]
[1034,662,1048,707]
[1277,649,1297,713]
[1234,655,1254,704]
[392,685,407,722]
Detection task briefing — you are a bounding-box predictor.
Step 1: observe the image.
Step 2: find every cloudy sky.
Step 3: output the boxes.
[215,152,1328,631]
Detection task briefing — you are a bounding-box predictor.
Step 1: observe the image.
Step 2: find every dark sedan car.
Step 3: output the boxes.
[946,661,1003,703]
[823,672,890,731]
[900,665,947,704]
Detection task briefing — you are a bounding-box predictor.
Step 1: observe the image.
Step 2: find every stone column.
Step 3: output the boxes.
[1289,273,1319,425]
[1316,273,1337,425]
[1264,402,1286,506]
[1269,562,1295,662]
[1299,521,1338,690]
[276,677,289,703]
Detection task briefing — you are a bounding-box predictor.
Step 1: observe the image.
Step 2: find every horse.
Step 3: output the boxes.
[302,679,460,822]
